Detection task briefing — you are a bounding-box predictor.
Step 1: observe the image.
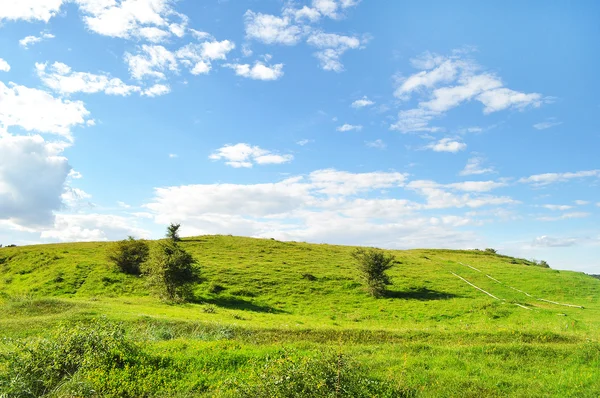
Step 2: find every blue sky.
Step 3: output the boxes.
[0,0,598,273]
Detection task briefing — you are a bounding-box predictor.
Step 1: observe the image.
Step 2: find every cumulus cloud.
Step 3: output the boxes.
[307,32,362,72]
[142,83,170,97]
[0,133,71,227]
[425,138,466,153]
[391,50,546,133]
[142,168,491,250]
[225,61,284,81]
[351,96,374,108]
[337,123,362,132]
[209,143,293,168]
[0,81,90,139]
[19,31,55,48]
[36,62,141,96]
[0,58,9,72]
[41,213,150,242]
[0,0,66,22]
[460,156,495,176]
[124,45,178,80]
[74,0,187,42]
[244,11,302,45]
[519,170,600,186]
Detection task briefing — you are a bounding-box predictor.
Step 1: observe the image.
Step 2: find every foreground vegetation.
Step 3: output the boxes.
[1,235,599,397]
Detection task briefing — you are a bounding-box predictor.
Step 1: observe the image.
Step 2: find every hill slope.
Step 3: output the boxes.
[1,235,599,397]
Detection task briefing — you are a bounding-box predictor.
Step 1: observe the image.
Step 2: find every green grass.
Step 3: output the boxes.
[1,235,599,396]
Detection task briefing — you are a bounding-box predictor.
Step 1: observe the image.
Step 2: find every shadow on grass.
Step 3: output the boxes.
[192,295,287,314]
[384,287,458,301]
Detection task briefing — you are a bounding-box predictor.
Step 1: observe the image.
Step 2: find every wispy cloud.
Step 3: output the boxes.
[209,143,293,168]
[533,118,562,130]
[337,123,362,132]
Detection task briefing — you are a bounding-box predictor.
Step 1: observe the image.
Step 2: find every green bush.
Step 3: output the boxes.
[144,240,200,302]
[352,248,395,298]
[106,237,149,275]
[166,223,181,242]
[226,349,411,397]
[0,318,140,397]
[485,248,497,254]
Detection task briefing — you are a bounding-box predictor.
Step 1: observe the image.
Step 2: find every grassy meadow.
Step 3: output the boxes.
[1,235,599,397]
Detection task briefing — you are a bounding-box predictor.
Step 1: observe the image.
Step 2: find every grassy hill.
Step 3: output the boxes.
[1,235,599,397]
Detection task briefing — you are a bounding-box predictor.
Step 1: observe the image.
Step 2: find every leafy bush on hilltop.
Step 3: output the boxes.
[145,239,200,302]
[106,236,149,275]
[352,248,396,298]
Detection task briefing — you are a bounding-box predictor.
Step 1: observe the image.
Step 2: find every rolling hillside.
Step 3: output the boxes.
[1,236,599,397]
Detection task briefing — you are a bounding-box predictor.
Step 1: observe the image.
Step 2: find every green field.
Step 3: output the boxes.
[1,235,599,397]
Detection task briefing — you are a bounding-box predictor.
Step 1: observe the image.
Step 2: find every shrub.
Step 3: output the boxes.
[0,318,140,397]
[352,248,396,298]
[106,236,149,275]
[166,223,181,242]
[208,282,225,294]
[485,248,497,254]
[145,240,199,302]
[226,349,410,397]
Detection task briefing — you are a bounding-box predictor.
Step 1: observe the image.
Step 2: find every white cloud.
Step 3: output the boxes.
[307,32,362,72]
[19,31,55,48]
[74,0,185,42]
[477,87,543,114]
[176,40,236,76]
[391,51,545,133]
[407,179,515,209]
[532,235,578,247]
[142,83,170,97]
[41,213,150,242]
[200,40,235,60]
[533,118,562,130]
[366,139,386,149]
[142,169,486,250]
[537,212,590,221]
[296,139,314,146]
[293,6,321,22]
[244,11,302,45]
[390,108,442,133]
[460,156,495,176]
[36,61,141,96]
[337,123,362,132]
[0,133,71,227]
[0,0,66,22]
[351,96,374,108]
[124,44,178,80]
[61,187,92,209]
[519,170,600,186]
[117,201,131,208]
[225,61,284,81]
[0,81,90,139]
[541,204,573,211]
[0,58,9,72]
[574,200,589,206]
[426,138,466,153]
[394,59,460,99]
[209,143,293,168]
[168,153,178,158]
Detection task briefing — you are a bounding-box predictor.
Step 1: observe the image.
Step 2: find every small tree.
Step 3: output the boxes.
[166,223,181,242]
[352,248,395,298]
[145,240,199,301]
[106,236,149,275]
